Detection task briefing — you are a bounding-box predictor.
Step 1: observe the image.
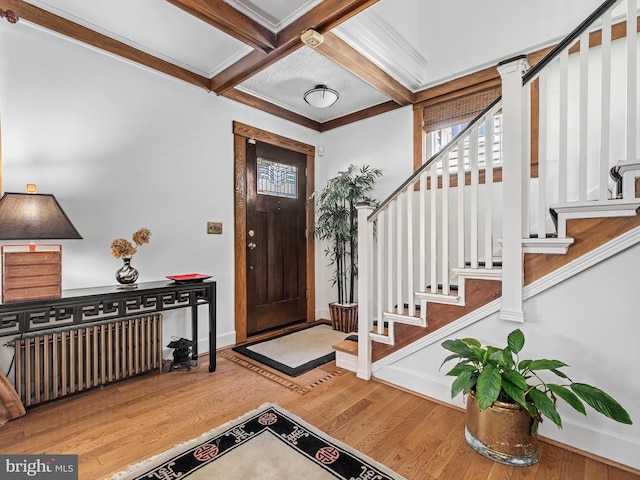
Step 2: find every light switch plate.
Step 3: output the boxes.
[207,222,222,234]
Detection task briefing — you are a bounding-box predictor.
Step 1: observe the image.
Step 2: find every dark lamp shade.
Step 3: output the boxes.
[0,192,82,240]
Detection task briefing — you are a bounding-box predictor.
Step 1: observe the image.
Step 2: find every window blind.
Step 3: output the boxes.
[422,86,501,133]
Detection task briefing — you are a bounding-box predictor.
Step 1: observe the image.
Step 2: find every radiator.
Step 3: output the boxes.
[8,314,163,407]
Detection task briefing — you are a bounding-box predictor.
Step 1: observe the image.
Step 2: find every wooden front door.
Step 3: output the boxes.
[245,140,307,335]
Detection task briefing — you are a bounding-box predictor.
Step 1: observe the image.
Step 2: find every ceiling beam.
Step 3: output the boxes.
[209,0,379,94]
[0,0,210,90]
[309,31,414,106]
[222,89,322,131]
[320,101,401,132]
[3,0,408,130]
[281,0,378,38]
[165,0,276,53]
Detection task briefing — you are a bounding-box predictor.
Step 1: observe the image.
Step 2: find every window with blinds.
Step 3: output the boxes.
[422,86,502,173]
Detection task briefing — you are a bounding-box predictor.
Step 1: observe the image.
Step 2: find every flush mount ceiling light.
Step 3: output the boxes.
[303,84,339,108]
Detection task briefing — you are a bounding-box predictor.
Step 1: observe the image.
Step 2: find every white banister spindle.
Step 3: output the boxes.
[537,72,548,238]
[387,203,394,315]
[522,82,531,237]
[430,164,437,293]
[498,56,529,323]
[406,185,415,317]
[419,172,427,291]
[469,129,479,268]
[600,9,612,200]
[396,192,403,313]
[578,30,590,202]
[377,212,385,334]
[627,0,637,162]
[356,203,374,380]
[485,113,495,267]
[559,49,569,203]
[457,139,466,269]
[442,152,450,294]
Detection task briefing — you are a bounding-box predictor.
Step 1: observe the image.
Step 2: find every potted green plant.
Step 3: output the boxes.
[315,164,382,332]
[441,328,632,466]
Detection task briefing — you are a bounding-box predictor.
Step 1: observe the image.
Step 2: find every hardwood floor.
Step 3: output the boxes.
[0,350,637,480]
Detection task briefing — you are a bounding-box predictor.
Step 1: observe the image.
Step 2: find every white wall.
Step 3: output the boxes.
[375,242,640,469]
[416,0,603,85]
[0,20,318,369]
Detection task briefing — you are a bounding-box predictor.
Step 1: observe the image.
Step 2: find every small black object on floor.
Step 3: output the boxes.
[167,337,194,371]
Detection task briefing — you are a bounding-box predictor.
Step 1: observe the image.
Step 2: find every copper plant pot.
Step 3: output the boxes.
[465,391,541,466]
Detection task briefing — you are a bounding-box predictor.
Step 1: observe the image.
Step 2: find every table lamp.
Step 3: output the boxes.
[0,185,82,302]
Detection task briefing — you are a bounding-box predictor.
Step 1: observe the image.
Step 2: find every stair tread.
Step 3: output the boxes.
[385,311,420,319]
[370,327,389,336]
[527,233,557,239]
[333,340,358,355]
[425,284,459,291]
[465,260,503,267]
[551,199,640,212]
[417,289,459,297]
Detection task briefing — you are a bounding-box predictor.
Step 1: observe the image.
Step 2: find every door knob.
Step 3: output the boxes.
[248,242,257,249]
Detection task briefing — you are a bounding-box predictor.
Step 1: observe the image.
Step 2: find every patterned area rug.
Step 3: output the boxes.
[109,404,406,480]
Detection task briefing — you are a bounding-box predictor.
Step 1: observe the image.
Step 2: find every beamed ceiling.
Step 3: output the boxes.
[0,0,605,131]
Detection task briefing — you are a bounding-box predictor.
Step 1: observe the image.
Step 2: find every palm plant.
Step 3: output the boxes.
[441,329,632,432]
[315,164,382,304]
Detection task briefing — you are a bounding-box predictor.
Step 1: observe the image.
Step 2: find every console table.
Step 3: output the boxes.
[0,279,217,372]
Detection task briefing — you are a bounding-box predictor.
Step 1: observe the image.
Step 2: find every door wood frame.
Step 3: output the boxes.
[233,121,315,344]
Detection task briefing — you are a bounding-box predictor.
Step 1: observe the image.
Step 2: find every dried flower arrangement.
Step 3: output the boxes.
[110,227,151,259]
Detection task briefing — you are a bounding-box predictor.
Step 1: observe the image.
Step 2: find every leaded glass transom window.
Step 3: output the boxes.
[257,158,298,198]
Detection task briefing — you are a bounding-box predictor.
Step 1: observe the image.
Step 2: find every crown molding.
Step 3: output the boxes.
[333,9,427,91]
[224,0,322,31]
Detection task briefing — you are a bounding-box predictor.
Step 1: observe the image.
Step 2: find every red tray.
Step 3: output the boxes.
[166,274,212,283]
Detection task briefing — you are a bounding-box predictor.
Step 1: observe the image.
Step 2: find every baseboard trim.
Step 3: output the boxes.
[539,435,640,476]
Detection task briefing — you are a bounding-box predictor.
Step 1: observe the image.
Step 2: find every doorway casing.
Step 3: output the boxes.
[233,121,315,343]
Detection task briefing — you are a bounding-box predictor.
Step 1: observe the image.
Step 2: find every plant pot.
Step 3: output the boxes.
[329,303,358,333]
[465,391,541,467]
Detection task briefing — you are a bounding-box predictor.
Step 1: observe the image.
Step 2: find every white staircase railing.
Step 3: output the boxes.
[355,98,504,379]
[355,0,640,380]
[524,0,640,242]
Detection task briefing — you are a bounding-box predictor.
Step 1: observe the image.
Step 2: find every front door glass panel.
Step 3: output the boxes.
[257,157,298,199]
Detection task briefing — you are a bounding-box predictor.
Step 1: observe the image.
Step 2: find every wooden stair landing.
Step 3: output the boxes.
[332,339,358,355]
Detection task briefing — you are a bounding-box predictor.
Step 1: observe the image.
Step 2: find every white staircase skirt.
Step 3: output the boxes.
[335,350,357,372]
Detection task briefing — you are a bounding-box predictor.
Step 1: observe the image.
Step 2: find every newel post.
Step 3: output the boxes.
[497,56,529,323]
[356,202,374,380]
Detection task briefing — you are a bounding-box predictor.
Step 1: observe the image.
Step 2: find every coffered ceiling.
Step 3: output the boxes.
[0,0,604,131]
